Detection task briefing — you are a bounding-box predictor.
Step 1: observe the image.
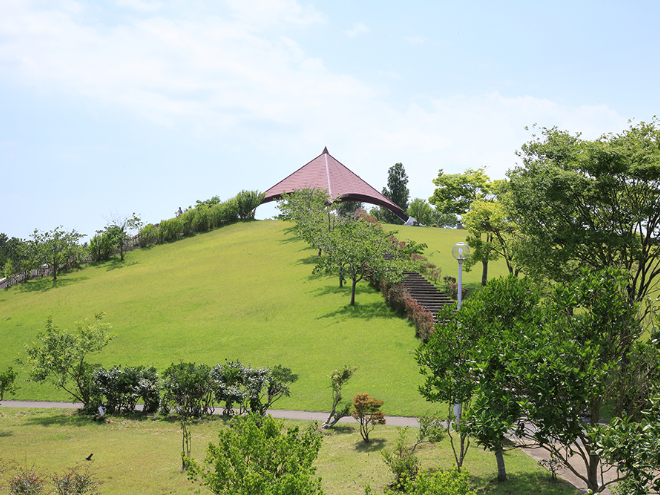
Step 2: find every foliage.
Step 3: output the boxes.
[381,427,420,488]
[0,233,24,272]
[5,465,47,495]
[351,393,386,443]
[406,198,433,225]
[187,414,325,495]
[277,188,338,252]
[93,365,160,414]
[414,411,445,451]
[29,226,86,281]
[383,466,477,495]
[21,314,115,407]
[381,163,410,224]
[506,119,660,308]
[161,362,214,417]
[195,195,221,210]
[335,201,363,218]
[429,168,491,217]
[234,190,265,220]
[87,231,116,262]
[105,212,142,262]
[137,223,157,247]
[0,366,19,401]
[211,360,298,417]
[322,365,357,428]
[313,218,426,305]
[3,259,17,288]
[51,465,101,495]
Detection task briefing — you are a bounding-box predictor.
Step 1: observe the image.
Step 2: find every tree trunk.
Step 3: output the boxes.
[481,260,488,286]
[586,454,600,492]
[495,446,507,482]
[351,278,357,306]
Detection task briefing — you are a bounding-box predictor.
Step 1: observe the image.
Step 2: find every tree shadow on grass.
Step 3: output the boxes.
[468,471,579,495]
[318,302,395,321]
[325,424,355,436]
[14,277,89,294]
[105,259,139,272]
[0,431,13,437]
[353,437,388,453]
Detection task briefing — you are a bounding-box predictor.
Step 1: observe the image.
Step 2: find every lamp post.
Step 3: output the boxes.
[452,242,470,309]
[451,242,470,424]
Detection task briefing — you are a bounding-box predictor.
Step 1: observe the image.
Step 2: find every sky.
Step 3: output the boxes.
[2,0,659,239]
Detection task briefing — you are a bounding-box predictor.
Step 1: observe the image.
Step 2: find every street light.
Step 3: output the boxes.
[452,242,470,309]
[452,242,470,425]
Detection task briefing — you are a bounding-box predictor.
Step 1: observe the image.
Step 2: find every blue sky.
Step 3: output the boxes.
[3,0,658,239]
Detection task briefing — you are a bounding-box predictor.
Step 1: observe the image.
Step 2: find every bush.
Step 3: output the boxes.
[87,232,116,262]
[51,466,101,495]
[234,190,265,220]
[383,466,476,495]
[6,466,47,495]
[187,414,324,495]
[381,427,420,488]
[161,362,214,417]
[93,365,160,414]
[138,224,157,247]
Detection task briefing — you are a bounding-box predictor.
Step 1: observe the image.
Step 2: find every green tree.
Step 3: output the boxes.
[313,219,425,305]
[506,119,660,309]
[407,198,434,225]
[322,365,357,429]
[351,393,386,443]
[0,234,24,273]
[21,313,115,407]
[381,163,410,224]
[429,168,491,217]
[0,366,19,402]
[187,414,324,495]
[105,213,142,262]
[3,258,16,289]
[30,226,86,281]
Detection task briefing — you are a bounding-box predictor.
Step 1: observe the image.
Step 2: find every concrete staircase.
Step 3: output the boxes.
[402,271,454,320]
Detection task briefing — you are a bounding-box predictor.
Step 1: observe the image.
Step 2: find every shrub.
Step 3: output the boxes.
[381,427,420,488]
[51,465,101,495]
[93,365,160,414]
[161,362,214,417]
[187,414,324,495]
[351,393,386,443]
[0,365,19,401]
[87,232,116,262]
[6,466,47,495]
[138,224,157,247]
[234,190,265,220]
[383,466,477,495]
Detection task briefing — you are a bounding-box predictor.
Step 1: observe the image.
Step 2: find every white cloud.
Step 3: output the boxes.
[345,22,370,38]
[222,0,326,28]
[116,0,162,12]
[404,35,425,45]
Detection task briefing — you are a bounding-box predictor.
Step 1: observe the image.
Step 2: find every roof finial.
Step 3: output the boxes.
[323,146,329,154]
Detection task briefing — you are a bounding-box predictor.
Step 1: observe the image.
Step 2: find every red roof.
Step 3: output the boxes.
[261,147,408,221]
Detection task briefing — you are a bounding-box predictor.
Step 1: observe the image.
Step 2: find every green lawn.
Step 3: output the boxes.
[0,220,509,416]
[0,408,578,495]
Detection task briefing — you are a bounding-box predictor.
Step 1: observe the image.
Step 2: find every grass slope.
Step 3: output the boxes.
[0,220,508,416]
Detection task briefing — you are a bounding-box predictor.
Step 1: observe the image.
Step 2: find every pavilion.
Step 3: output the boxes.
[260,147,408,222]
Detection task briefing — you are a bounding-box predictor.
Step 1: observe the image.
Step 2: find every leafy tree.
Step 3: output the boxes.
[381,163,410,224]
[0,234,24,273]
[30,226,86,281]
[351,393,386,443]
[407,198,433,225]
[313,219,425,305]
[506,119,660,308]
[336,201,364,218]
[3,258,17,289]
[21,313,115,407]
[322,365,357,428]
[234,190,266,220]
[429,168,491,217]
[417,276,539,479]
[105,213,142,262]
[187,414,325,495]
[0,366,18,402]
[195,195,221,209]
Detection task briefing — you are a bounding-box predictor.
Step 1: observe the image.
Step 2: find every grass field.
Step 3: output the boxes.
[0,408,579,495]
[0,220,508,416]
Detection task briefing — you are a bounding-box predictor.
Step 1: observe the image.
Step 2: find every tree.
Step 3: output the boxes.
[187,414,325,495]
[105,213,142,262]
[0,366,18,402]
[430,168,494,283]
[381,163,410,224]
[313,219,425,305]
[407,198,433,225]
[351,393,386,443]
[22,313,115,407]
[322,365,357,428]
[429,168,490,217]
[30,226,86,281]
[506,119,660,309]
[335,201,363,218]
[0,234,24,272]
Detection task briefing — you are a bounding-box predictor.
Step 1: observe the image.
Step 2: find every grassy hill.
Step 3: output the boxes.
[0,220,509,416]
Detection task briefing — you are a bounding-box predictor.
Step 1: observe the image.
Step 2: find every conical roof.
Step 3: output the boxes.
[261,148,408,221]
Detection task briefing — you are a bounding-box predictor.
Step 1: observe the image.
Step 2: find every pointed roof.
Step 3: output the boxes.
[261,148,408,221]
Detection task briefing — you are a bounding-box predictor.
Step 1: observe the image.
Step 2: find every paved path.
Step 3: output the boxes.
[0,400,613,494]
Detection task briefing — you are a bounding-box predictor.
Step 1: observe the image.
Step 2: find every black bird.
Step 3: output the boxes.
[85,453,93,461]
